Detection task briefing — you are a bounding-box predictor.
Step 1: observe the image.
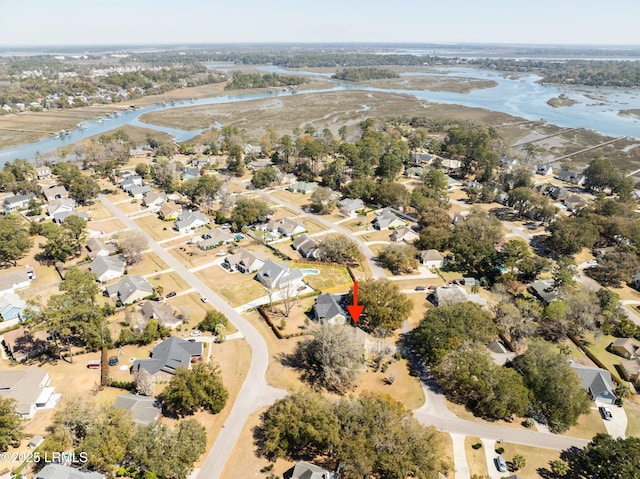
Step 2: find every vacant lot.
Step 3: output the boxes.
[134,214,179,241]
[126,252,169,276]
[195,265,266,308]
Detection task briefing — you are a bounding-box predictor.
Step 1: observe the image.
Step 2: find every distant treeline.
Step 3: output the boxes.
[469,58,640,87]
[332,67,400,81]
[224,72,307,90]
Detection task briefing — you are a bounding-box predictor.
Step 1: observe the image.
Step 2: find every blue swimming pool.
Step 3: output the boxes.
[234,233,245,240]
[302,268,320,275]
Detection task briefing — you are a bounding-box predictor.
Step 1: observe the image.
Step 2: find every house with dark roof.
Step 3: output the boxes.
[313,293,347,325]
[292,234,319,259]
[182,167,200,180]
[130,336,203,381]
[611,338,638,359]
[570,363,616,404]
[113,393,162,425]
[256,260,304,290]
[548,186,569,201]
[125,184,152,199]
[2,326,49,362]
[0,366,57,418]
[373,208,406,230]
[412,152,433,165]
[534,164,553,176]
[106,276,154,304]
[35,464,105,479]
[557,169,586,186]
[89,256,126,283]
[529,279,558,304]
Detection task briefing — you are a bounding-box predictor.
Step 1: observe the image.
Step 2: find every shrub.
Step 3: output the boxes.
[471,442,482,450]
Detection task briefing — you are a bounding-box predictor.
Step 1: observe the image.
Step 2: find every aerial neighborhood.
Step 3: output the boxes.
[1,47,640,479]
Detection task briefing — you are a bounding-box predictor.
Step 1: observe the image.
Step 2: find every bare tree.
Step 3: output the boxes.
[115,230,148,264]
[134,369,155,396]
[279,281,299,318]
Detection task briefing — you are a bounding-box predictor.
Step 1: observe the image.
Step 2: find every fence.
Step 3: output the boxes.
[568,333,624,386]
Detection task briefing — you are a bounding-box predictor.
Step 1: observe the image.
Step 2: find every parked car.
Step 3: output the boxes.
[190,330,202,337]
[108,356,119,366]
[495,455,507,473]
[415,286,426,291]
[166,291,177,298]
[200,296,208,303]
[599,406,613,420]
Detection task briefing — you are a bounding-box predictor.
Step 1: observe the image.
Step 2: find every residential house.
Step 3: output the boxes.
[0,292,28,321]
[405,166,425,178]
[174,210,207,233]
[0,266,36,295]
[338,198,364,216]
[277,218,306,237]
[142,191,166,208]
[36,464,105,479]
[86,237,117,259]
[419,249,445,269]
[256,260,304,290]
[529,279,558,304]
[46,198,75,217]
[113,393,162,426]
[292,234,319,259]
[500,156,519,170]
[496,191,509,205]
[198,228,234,250]
[106,276,154,304]
[3,193,35,211]
[390,226,419,243]
[570,363,616,404]
[412,152,433,165]
[564,194,587,212]
[35,166,52,180]
[557,170,586,186]
[619,358,640,386]
[440,159,462,170]
[373,208,406,230]
[430,284,487,307]
[287,181,318,194]
[125,184,152,199]
[140,301,182,329]
[159,202,182,221]
[89,256,126,283]
[288,461,335,479]
[120,175,143,190]
[0,366,57,418]
[534,164,553,176]
[43,185,69,202]
[277,172,297,185]
[2,326,49,363]
[53,211,89,224]
[2,327,49,362]
[247,159,273,169]
[182,167,200,180]
[131,336,203,380]
[611,338,638,359]
[223,248,266,274]
[313,293,347,325]
[548,186,569,201]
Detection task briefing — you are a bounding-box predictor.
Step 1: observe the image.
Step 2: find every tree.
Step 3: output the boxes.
[355,279,413,336]
[115,230,148,264]
[134,369,154,396]
[315,234,364,266]
[199,310,228,335]
[251,166,278,188]
[513,341,591,433]
[507,186,536,216]
[588,251,640,287]
[409,302,496,365]
[69,175,100,205]
[161,362,228,417]
[547,217,599,256]
[293,323,365,393]
[180,174,222,207]
[377,243,419,274]
[571,434,640,479]
[512,454,526,471]
[550,459,569,477]
[309,186,338,214]
[227,144,245,176]
[0,214,32,266]
[39,221,82,263]
[0,397,22,451]
[373,180,410,209]
[230,198,273,227]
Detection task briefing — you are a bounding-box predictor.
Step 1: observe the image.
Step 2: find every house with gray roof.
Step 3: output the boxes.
[89,256,126,283]
[43,185,69,202]
[277,218,306,237]
[529,279,558,304]
[113,393,162,425]
[35,166,52,180]
[313,293,347,325]
[412,152,433,165]
[419,249,445,269]
[0,266,36,295]
[53,211,89,224]
[287,181,318,194]
[431,284,486,307]
[47,198,75,217]
[224,248,266,273]
[557,169,586,186]
[140,300,182,329]
[256,260,304,290]
[131,336,203,380]
[106,276,154,304]
[182,167,200,180]
[390,226,419,243]
[288,461,335,479]
[198,228,234,250]
[120,175,143,190]
[86,237,117,259]
[125,184,152,199]
[174,210,207,233]
[3,193,35,211]
[564,194,587,212]
[0,366,57,418]
[373,208,406,230]
[570,363,616,404]
[292,234,319,259]
[36,464,105,479]
[338,198,364,216]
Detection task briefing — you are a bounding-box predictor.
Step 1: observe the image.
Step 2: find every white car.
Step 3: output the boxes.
[200,296,208,303]
[190,330,202,337]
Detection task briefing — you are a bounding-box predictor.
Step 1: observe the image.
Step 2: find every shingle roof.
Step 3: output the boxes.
[313,293,346,322]
[113,393,161,425]
[36,464,105,479]
[131,336,203,375]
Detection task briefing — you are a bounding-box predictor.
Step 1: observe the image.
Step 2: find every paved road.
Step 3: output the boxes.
[98,195,287,479]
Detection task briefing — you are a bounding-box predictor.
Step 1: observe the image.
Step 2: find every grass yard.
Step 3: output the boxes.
[464,436,489,478]
[104,189,132,204]
[135,214,179,241]
[389,276,444,292]
[82,201,115,221]
[125,252,169,276]
[301,218,328,235]
[115,200,146,215]
[169,291,216,328]
[169,242,226,269]
[563,406,608,439]
[623,394,640,437]
[359,230,394,243]
[340,213,376,232]
[88,218,126,235]
[270,189,312,208]
[195,266,266,308]
[494,442,562,479]
[296,264,352,292]
[147,271,190,295]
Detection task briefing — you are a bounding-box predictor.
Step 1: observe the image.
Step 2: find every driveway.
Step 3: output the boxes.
[481,438,503,479]
[595,401,627,439]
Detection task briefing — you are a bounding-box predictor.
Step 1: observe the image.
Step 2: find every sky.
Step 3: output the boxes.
[0,0,639,47]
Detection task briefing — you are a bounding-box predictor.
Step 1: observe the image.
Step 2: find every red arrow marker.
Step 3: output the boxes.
[347,280,364,324]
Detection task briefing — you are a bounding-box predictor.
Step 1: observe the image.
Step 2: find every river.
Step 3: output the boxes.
[1,65,639,164]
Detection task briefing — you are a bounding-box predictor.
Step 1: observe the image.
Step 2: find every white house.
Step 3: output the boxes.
[174,210,207,233]
[89,256,126,283]
[0,366,58,419]
[419,250,445,269]
[256,260,304,290]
